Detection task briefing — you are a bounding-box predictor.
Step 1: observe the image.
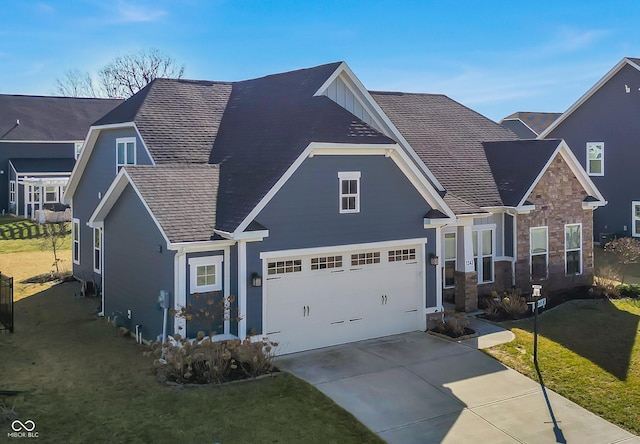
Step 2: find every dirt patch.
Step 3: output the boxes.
[0,250,71,301]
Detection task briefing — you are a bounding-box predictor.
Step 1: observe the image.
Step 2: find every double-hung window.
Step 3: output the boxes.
[9,181,15,204]
[565,224,582,275]
[93,228,102,273]
[472,228,494,283]
[586,142,604,176]
[338,171,360,213]
[116,137,136,172]
[72,218,80,265]
[189,256,223,293]
[530,227,548,280]
[443,232,456,288]
[74,142,84,160]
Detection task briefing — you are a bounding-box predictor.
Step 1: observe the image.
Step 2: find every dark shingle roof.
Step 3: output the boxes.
[500,112,562,137]
[371,91,517,214]
[483,139,561,206]
[124,164,219,243]
[210,64,395,232]
[95,79,233,163]
[0,95,122,141]
[500,119,537,139]
[9,157,76,173]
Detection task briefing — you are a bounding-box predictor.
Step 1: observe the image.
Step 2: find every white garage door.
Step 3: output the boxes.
[263,243,424,354]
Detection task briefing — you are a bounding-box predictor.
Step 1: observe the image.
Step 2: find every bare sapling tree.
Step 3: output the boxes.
[41,222,69,275]
[604,237,640,284]
[55,48,185,99]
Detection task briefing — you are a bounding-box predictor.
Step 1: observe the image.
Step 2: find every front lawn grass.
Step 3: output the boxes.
[485,298,640,435]
[0,282,383,444]
[0,215,71,300]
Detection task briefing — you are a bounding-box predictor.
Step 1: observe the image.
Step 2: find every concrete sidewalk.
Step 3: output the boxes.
[276,326,638,443]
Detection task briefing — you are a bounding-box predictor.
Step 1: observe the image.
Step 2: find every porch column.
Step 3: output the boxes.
[455,223,478,312]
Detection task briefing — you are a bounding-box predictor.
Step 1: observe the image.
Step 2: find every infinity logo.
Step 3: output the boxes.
[11,420,36,432]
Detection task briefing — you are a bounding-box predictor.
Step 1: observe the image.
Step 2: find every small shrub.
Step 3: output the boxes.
[593,265,621,298]
[434,310,469,337]
[148,333,278,385]
[614,284,640,299]
[484,289,529,320]
[0,398,18,424]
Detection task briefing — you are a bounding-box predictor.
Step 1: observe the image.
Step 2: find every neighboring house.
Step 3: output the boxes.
[500,112,562,139]
[0,94,122,217]
[65,62,605,354]
[538,57,640,243]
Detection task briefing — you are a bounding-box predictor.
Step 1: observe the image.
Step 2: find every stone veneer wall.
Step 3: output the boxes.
[454,270,478,312]
[515,154,594,291]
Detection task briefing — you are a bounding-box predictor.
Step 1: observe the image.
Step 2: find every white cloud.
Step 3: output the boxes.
[113,1,167,23]
[35,2,55,14]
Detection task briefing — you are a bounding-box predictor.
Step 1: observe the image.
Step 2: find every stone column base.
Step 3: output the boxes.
[454,271,478,312]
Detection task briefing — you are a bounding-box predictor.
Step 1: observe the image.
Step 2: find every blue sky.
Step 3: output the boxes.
[1,0,638,121]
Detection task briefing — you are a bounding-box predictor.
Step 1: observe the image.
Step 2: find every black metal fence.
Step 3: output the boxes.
[0,273,14,333]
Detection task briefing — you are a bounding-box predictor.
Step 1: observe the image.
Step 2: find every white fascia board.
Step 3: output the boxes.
[233,142,454,236]
[88,169,172,247]
[583,201,607,209]
[259,237,429,260]
[516,205,536,214]
[0,139,83,144]
[212,229,269,242]
[167,239,236,253]
[538,58,633,138]
[313,62,446,193]
[63,122,154,203]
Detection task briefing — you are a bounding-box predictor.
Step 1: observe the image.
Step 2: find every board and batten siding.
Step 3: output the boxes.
[546,63,640,240]
[322,75,381,131]
[103,184,175,342]
[244,154,437,337]
[72,128,152,283]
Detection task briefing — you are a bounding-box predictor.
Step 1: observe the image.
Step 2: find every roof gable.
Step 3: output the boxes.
[90,164,220,244]
[0,95,122,141]
[539,57,640,138]
[500,112,562,137]
[9,157,76,174]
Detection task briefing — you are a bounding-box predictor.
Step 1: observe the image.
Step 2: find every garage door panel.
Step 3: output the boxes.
[265,244,424,354]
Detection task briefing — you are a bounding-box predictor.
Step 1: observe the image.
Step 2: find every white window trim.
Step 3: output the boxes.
[530,226,549,280]
[586,142,604,177]
[565,223,582,276]
[72,218,80,265]
[116,137,137,173]
[93,227,102,274]
[189,256,223,293]
[472,226,495,284]
[633,201,640,238]
[44,186,60,204]
[338,171,361,214]
[443,231,456,289]
[9,180,15,204]
[74,142,84,160]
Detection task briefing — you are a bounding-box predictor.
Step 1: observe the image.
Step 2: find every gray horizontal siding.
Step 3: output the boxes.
[245,154,437,336]
[73,128,151,283]
[104,184,175,341]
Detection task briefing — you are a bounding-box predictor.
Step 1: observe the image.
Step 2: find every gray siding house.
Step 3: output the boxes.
[539,57,640,243]
[65,62,605,354]
[0,94,122,217]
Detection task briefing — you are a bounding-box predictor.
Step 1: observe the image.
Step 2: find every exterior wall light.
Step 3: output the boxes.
[251,272,262,287]
[429,254,439,266]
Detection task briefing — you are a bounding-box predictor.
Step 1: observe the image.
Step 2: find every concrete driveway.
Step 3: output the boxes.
[276,329,639,444]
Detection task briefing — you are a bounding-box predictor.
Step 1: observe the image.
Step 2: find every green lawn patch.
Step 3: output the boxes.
[485,298,640,435]
[0,215,71,254]
[0,282,383,444]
